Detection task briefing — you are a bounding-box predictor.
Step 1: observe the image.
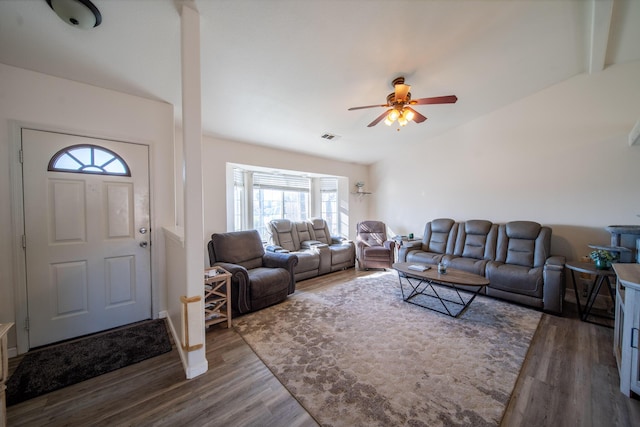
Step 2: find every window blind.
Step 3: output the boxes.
[233,168,244,187]
[320,177,338,192]
[252,172,310,192]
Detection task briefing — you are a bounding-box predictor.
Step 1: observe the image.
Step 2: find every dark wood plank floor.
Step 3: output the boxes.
[7,269,640,426]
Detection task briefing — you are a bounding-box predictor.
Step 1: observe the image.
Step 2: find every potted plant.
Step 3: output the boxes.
[589,249,616,270]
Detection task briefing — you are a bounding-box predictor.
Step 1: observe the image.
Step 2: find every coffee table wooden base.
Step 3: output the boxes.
[393,262,489,318]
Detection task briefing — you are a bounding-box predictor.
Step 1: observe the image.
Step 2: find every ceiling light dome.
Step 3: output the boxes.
[46,0,102,29]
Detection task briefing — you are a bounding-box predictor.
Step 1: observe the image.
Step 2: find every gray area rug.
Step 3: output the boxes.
[6,319,172,406]
[235,271,542,427]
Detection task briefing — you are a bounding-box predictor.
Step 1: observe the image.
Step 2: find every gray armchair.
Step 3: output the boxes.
[356,220,396,270]
[208,230,298,314]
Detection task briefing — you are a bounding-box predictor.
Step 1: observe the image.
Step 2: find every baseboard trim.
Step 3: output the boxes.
[161,311,186,372]
[161,310,208,379]
[185,360,209,379]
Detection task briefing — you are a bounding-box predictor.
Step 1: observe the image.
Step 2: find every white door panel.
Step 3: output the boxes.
[22,129,151,348]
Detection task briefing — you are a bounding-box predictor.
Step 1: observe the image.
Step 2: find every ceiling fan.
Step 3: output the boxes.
[348,77,458,128]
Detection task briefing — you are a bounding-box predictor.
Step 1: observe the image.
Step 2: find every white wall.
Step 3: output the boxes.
[201,135,371,245]
[372,60,640,262]
[0,63,175,352]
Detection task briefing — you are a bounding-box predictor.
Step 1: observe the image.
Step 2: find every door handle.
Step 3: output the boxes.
[140,241,148,248]
[139,227,147,234]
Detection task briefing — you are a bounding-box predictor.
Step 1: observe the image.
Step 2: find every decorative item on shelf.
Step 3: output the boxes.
[352,181,372,196]
[589,249,616,270]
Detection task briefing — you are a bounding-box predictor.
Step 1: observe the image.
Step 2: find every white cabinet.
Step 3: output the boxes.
[613,263,640,397]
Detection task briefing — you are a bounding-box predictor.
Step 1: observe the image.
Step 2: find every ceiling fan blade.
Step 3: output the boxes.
[348,104,389,111]
[410,95,458,105]
[405,107,427,123]
[394,84,411,102]
[367,111,389,127]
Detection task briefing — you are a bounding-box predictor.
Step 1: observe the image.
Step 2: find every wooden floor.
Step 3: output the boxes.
[7,269,640,426]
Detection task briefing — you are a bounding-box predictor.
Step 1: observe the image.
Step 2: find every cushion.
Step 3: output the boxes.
[211,230,264,270]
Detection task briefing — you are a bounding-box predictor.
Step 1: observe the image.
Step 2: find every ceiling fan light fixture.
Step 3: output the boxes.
[46,0,102,29]
[403,109,415,122]
[348,77,457,128]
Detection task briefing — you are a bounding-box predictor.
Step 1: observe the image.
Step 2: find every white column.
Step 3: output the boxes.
[180,2,207,378]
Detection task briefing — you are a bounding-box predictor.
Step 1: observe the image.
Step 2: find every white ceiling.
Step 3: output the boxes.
[1,0,639,165]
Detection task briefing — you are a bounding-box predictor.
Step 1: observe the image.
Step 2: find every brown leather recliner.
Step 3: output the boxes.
[208,230,298,314]
[356,220,396,270]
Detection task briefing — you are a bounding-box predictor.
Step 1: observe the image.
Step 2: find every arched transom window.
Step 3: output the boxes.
[48,144,131,176]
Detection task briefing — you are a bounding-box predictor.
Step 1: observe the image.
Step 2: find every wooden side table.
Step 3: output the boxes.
[0,323,14,427]
[204,267,232,328]
[566,261,616,327]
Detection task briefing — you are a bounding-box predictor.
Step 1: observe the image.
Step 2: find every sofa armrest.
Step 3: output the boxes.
[301,240,326,249]
[264,251,298,270]
[264,252,298,294]
[331,236,349,244]
[212,262,251,314]
[543,255,566,314]
[383,240,396,250]
[213,261,247,277]
[265,244,290,253]
[398,241,422,262]
[544,255,565,271]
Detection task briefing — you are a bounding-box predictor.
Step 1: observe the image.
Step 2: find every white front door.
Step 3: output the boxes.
[22,129,151,348]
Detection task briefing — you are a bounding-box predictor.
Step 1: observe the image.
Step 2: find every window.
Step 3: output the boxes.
[48,144,130,176]
[233,169,246,231]
[252,172,310,239]
[320,177,339,235]
[231,167,345,241]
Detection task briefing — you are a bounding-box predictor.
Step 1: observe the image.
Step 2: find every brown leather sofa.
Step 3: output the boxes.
[208,230,298,314]
[266,218,355,281]
[398,218,565,314]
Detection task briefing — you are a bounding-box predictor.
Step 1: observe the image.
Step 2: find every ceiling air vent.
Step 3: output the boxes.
[321,133,340,141]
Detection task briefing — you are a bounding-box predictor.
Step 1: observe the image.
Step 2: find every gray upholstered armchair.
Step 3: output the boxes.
[207,230,298,314]
[356,220,396,270]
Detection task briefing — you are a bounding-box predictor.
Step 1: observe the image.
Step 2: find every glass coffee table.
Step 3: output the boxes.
[393,262,490,318]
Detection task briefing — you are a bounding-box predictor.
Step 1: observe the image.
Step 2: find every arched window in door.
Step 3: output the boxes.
[47,144,131,176]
